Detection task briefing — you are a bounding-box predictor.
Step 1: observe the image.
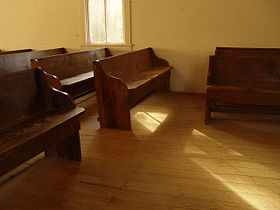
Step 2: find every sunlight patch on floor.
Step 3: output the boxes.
[189,129,243,156]
[191,157,280,209]
[183,145,207,155]
[133,112,168,132]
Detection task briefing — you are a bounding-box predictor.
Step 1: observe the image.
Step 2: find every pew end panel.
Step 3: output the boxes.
[93,61,131,130]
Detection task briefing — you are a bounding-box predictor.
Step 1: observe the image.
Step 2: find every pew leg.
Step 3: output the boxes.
[205,98,212,124]
[156,72,170,92]
[115,111,131,130]
[45,131,81,161]
[100,107,131,130]
[162,75,170,91]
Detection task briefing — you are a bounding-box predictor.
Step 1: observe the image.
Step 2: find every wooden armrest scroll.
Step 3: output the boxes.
[36,68,75,110]
[31,59,62,90]
[30,58,39,68]
[149,48,170,66]
[43,71,62,90]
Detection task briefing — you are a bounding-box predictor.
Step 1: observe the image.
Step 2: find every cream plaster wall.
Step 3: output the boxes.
[1,0,280,93]
[0,0,81,50]
[131,0,280,93]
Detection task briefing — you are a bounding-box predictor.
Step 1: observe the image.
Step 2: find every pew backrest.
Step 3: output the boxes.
[207,55,280,88]
[0,48,67,73]
[215,47,280,57]
[98,48,169,82]
[0,69,48,133]
[31,48,111,80]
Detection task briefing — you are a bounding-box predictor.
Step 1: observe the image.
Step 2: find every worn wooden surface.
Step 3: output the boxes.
[0,49,32,55]
[0,48,67,73]
[1,92,280,209]
[31,48,111,99]
[206,55,280,124]
[0,68,84,177]
[93,48,172,130]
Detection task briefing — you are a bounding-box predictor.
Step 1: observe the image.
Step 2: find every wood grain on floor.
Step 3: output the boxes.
[1,92,280,209]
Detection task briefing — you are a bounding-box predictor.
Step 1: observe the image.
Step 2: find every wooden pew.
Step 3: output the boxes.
[0,49,32,55]
[93,47,172,130]
[0,68,84,177]
[205,55,280,124]
[215,47,280,57]
[0,47,67,73]
[31,48,111,99]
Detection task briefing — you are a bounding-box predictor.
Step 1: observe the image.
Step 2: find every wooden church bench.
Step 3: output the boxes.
[0,47,67,73]
[205,55,280,124]
[215,47,280,57]
[0,49,32,55]
[0,68,84,177]
[31,48,111,99]
[93,47,172,130]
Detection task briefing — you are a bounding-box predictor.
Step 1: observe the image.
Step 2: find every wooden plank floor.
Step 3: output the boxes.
[1,92,280,209]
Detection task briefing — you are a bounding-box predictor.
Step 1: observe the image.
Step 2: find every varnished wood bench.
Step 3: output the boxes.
[205,55,280,124]
[0,68,84,177]
[31,48,111,99]
[93,47,172,130]
[215,47,280,57]
[0,47,67,73]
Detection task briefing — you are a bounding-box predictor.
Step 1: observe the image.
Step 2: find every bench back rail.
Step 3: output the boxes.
[215,47,280,57]
[31,48,110,80]
[0,48,67,73]
[97,48,169,82]
[207,55,280,88]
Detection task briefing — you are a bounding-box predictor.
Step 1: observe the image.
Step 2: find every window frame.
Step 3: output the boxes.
[83,0,131,47]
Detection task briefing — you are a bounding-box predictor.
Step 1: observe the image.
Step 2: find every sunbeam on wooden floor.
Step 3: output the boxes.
[1,92,280,209]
